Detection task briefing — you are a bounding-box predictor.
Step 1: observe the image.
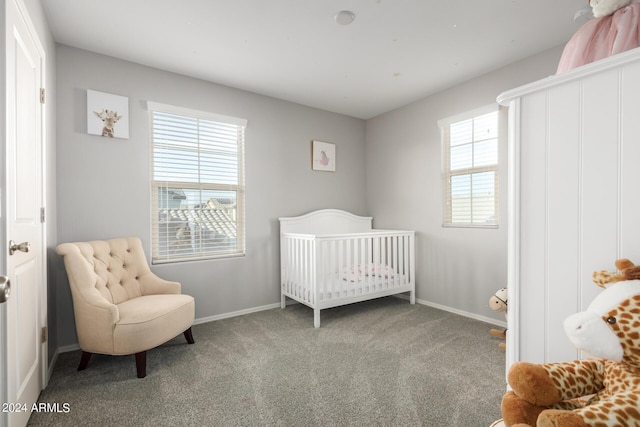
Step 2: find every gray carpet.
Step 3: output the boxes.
[29,297,506,426]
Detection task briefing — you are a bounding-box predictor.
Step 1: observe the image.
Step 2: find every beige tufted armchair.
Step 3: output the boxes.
[56,237,195,378]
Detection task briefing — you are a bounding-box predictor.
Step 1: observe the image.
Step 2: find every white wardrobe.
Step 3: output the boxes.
[497,48,640,370]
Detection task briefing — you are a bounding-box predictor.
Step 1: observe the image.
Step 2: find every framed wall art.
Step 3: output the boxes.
[311,140,336,172]
[87,89,129,139]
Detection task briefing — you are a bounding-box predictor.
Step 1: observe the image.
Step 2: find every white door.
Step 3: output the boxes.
[1,0,46,426]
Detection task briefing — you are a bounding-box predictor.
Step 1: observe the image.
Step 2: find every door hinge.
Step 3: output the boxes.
[41,326,47,343]
[40,207,45,223]
[40,88,45,104]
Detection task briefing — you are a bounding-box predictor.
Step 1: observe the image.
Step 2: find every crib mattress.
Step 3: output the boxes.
[283,273,410,303]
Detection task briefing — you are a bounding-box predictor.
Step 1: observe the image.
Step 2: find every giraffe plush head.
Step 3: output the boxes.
[565,280,640,368]
[502,279,640,426]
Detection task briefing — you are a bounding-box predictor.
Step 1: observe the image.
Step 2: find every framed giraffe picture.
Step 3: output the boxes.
[87,89,129,139]
[311,140,336,172]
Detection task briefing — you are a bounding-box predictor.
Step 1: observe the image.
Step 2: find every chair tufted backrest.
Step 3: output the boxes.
[57,237,152,305]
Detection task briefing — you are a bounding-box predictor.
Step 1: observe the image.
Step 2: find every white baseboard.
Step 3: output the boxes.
[193,302,282,325]
[409,295,507,328]
[58,343,80,353]
[47,349,59,383]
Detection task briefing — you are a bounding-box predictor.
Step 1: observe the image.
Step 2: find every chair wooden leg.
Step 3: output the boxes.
[77,351,92,371]
[135,351,147,378]
[184,327,195,344]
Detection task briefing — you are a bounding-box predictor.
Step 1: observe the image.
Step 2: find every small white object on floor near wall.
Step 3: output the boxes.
[490,419,504,427]
[489,287,508,350]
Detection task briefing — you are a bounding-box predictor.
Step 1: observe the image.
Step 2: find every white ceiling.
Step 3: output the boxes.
[41,0,589,119]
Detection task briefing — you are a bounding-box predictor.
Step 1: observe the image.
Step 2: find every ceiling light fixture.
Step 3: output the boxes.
[335,10,355,25]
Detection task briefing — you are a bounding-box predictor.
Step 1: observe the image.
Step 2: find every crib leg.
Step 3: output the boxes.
[410,290,416,305]
[314,309,320,328]
[281,293,286,309]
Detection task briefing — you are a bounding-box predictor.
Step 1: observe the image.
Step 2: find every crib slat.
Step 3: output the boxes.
[322,240,328,302]
[346,238,352,296]
[303,239,308,302]
[295,238,301,299]
[342,238,347,296]
[391,235,397,287]
[393,236,402,286]
[298,238,303,299]
[331,239,337,296]
[310,239,316,304]
[298,238,303,300]
[318,240,325,302]
[307,239,311,302]
[404,234,409,284]
[384,236,389,289]
[374,236,381,290]
[399,235,406,285]
[359,237,365,294]
[287,236,292,296]
[288,236,293,294]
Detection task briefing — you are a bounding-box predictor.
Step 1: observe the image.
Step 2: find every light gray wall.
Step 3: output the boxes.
[55,45,366,347]
[55,40,571,347]
[365,46,565,324]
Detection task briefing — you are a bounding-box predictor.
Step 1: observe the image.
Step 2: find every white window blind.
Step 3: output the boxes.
[439,106,499,227]
[148,102,247,263]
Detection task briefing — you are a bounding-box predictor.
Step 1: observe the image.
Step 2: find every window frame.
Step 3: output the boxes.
[439,104,500,229]
[148,101,247,264]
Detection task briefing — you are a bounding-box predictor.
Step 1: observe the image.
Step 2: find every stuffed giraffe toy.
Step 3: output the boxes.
[501,263,640,427]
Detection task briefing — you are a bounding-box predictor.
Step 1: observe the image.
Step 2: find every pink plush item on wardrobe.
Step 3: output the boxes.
[557,0,640,73]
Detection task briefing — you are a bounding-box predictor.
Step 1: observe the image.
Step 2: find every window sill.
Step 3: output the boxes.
[442,223,499,229]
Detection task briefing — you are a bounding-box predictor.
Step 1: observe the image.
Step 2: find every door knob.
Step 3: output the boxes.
[0,276,10,303]
[9,240,30,256]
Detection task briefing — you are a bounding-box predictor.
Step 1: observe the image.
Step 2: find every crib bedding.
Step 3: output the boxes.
[341,263,396,282]
[279,209,415,328]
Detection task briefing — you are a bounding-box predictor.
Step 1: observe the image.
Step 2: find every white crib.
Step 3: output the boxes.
[279,209,415,328]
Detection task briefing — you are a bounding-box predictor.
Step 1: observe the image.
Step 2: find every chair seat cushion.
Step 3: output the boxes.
[113,294,194,355]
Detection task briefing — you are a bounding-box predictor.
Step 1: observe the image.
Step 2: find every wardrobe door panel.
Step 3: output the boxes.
[581,69,621,312]
[518,92,549,364]
[546,82,582,363]
[620,61,640,257]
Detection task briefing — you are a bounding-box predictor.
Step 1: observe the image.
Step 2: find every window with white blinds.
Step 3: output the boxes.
[439,106,499,228]
[148,102,247,263]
